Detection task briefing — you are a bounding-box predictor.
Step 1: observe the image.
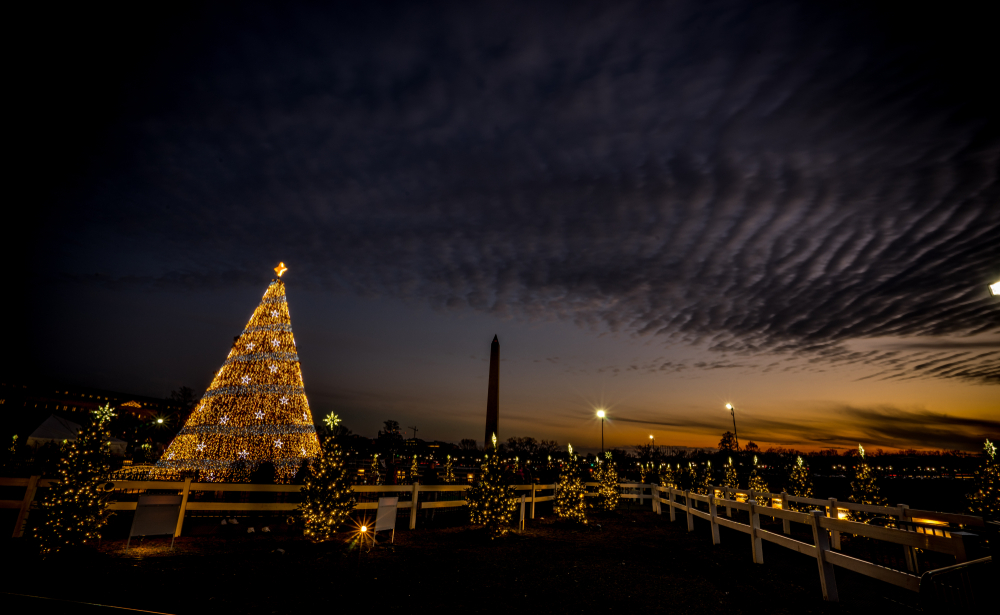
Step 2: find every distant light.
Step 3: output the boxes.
[596,409,606,419]
[990,281,1000,296]
[726,403,733,410]
[649,435,653,440]
[360,525,367,533]
[157,418,164,424]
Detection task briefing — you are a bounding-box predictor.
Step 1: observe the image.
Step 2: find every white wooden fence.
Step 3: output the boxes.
[652,484,987,602]
[2,476,987,602]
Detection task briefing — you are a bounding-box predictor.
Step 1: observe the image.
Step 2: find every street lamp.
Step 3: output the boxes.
[726,403,741,452]
[990,281,1000,296]
[596,409,606,453]
[649,434,654,447]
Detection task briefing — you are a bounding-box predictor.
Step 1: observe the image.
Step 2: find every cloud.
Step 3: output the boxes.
[28,0,1000,385]
[616,404,1000,451]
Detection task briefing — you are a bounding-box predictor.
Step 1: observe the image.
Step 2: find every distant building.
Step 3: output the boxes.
[27,414,127,456]
[0,380,188,447]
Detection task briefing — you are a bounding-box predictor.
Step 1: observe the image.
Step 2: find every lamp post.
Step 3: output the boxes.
[726,403,741,452]
[597,409,606,453]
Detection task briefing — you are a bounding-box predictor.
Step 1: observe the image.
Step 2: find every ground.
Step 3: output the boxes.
[1,509,924,614]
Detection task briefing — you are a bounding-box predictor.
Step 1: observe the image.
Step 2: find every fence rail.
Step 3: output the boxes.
[652,484,988,602]
[2,476,988,603]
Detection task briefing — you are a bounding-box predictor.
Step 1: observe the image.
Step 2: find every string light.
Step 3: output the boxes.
[155,273,321,481]
[595,451,620,511]
[554,443,587,524]
[298,438,355,542]
[466,433,516,538]
[31,404,115,556]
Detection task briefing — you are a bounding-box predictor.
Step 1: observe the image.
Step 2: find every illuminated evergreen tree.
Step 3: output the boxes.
[298,437,355,542]
[747,455,770,505]
[408,455,420,484]
[156,266,321,482]
[443,454,455,484]
[967,439,998,520]
[369,453,382,485]
[31,405,115,556]
[554,444,587,523]
[787,456,814,511]
[465,434,516,539]
[848,444,886,523]
[659,463,676,489]
[723,457,739,490]
[692,461,714,495]
[596,452,620,512]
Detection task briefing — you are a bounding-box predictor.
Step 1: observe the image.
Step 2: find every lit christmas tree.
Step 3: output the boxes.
[787,456,814,511]
[554,444,587,524]
[596,451,620,512]
[443,454,455,484]
[658,463,676,489]
[31,404,116,556]
[465,434,516,539]
[747,455,770,505]
[408,455,420,484]
[369,453,382,485]
[723,457,738,490]
[848,444,886,522]
[967,439,998,519]
[155,264,321,482]
[297,436,355,542]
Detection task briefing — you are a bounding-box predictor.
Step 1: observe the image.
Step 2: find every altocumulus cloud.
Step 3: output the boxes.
[31,1,1000,383]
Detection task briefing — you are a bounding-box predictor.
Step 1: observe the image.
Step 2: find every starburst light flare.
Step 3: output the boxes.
[155,274,321,481]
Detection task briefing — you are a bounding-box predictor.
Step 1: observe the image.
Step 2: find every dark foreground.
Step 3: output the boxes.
[0,511,922,614]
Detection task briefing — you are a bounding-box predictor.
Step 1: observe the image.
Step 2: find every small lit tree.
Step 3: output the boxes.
[369,453,382,485]
[723,457,739,490]
[408,454,420,484]
[848,444,886,523]
[596,451,620,512]
[659,463,676,489]
[554,444,587,524]
[465,434,516,539]
[967,439,998,520]
[787,456,814,511]
[298,437,355,542]
[31,405,116,556]
[747,455,770,506]
[443,454,456,484]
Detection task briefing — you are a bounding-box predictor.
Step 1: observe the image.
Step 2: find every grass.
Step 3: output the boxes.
[0,509,924,614]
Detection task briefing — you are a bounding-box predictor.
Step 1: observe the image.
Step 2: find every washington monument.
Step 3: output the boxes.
[485,334,499,446]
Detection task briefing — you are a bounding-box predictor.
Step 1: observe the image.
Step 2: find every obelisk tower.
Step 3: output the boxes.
[484,334,499,447]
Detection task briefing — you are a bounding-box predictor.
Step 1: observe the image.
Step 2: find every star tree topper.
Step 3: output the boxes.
[274,262,288,277]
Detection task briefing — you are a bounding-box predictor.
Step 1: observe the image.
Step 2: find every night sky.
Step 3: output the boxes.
[8,1,998,453]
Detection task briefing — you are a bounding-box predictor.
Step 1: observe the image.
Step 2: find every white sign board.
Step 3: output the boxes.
[375,496,398,542]
[127,494,183,549]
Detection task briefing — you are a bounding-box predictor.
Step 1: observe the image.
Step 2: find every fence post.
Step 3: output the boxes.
[827,498,841,549]
[781,492,791,534]
[173,477,192,538]
[749,500,763,564]
[683,490,694,531]
[668,488,676,522]
[809,510,839,602]
[409,482,420,530]
[12,475,41,538]
[896,503,916,572]
[725,487,733,517]
[708,491,720,545]
[531,484,536,520]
